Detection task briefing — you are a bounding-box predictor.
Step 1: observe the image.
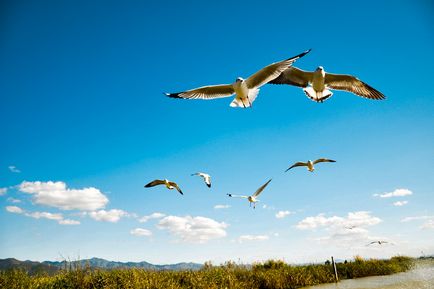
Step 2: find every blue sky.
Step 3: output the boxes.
[1,0,433,264]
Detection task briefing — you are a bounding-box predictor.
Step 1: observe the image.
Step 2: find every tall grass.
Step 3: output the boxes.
[0,256,413,289]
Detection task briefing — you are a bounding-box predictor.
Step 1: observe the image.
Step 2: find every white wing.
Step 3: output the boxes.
[192,172,211,188]
[245,49,311,89]
[324,73,385,100]
[269,66,313,87]
[252,179,272,197]
[165,84,235,100]
[227,194,248,199]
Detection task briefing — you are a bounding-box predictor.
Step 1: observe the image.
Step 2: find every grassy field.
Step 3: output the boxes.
[0,256,413,289]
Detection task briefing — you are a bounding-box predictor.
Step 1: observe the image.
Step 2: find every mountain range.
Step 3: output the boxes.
[0,258,202,275]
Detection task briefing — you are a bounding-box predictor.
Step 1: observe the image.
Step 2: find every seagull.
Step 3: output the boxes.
[285,158,336,172]
[345,225,357,230]
[227,179,272,209]
[165,50,311,108]
[269,66,385,103]
[367,240,391,246]
[191,172,211,188]
[144,179,183,195]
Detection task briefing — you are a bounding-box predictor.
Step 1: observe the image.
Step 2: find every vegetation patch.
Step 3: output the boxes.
[0,256,414,289]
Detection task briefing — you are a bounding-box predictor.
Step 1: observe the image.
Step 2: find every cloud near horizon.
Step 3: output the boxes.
[158,215,227,243]
[88,209,128,223]
[296,211,382,230]
[139,212,166,223]
[393,200,408,207]
[5,205,80,225]
[214,204,230,210]
[19,181,109,211]
[238,235,269,243]
[296,211,385,247]
[130,228,153,237]
[373,188,412,198]
[275,210,293,219]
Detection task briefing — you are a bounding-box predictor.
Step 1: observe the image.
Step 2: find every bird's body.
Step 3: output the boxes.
[144,179,183,195]
[270,66,385,103]
[165,50,311,108]
[306,160,315,172]
[227,179,272,209]
[191,172,212,188]
[367,240,390,246]
[285,158,336,172]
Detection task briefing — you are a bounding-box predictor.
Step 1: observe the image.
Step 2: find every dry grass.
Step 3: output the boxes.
[0,256,413,289]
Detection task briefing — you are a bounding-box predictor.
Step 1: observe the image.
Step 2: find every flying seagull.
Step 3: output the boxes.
[367,240,391,246]
[165,49,311,108]
[144,179,183,195]
[227,179,272,209]
[191,172,211,188]
[269,66,385,103]
[285,158,336,172]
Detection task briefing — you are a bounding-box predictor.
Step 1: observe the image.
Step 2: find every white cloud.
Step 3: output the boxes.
[8,165,21,173]
[275,210,293,219]
[88,209,128,223]
[6,206,24,214]
[130,228,153,237]
[373,189,412,198]
[214,204,230,210]
[5,205,80,225]
[19,181,108,211]
[296,211,384,247]
[401,215,434,222]
[27,211,63,221]
[139,212,166,223]
[59,219,80,225]
[0,188,7,196]
[420,220,434,230]
[158,215,227,243]
[7,197,21,203]
[238,235,269,243]
[296,211,382,230]
[393,201,408,207]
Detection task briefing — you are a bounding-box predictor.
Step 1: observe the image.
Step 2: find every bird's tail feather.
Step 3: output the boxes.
[229,88,260,108]
[303,87,333,103]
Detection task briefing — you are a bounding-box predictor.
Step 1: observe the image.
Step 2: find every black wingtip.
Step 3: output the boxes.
[207,184,211,188]
[298,48,312,58]
[164,92,182,99]
[227,193,232,197]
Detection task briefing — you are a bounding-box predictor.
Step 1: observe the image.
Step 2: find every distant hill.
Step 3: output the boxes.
[0,258,59,275]
[0,257,202,275]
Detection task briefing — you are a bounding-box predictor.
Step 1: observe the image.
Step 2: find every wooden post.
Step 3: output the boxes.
[331,256,339,282]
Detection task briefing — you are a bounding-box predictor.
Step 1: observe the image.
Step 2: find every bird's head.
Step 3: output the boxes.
[235,77,244,83]
[316,66,324,71]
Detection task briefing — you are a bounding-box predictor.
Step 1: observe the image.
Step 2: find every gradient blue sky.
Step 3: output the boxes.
[1,0,433,264]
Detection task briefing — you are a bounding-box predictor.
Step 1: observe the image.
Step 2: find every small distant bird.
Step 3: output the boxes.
[144,179,183,195]
[191,172,211,188]
[269,66,385,103]
[345,225,357,230]
[367,240,390,246]
[285,158,336,172]
[165,50,311,108]
[227,179,272,209]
